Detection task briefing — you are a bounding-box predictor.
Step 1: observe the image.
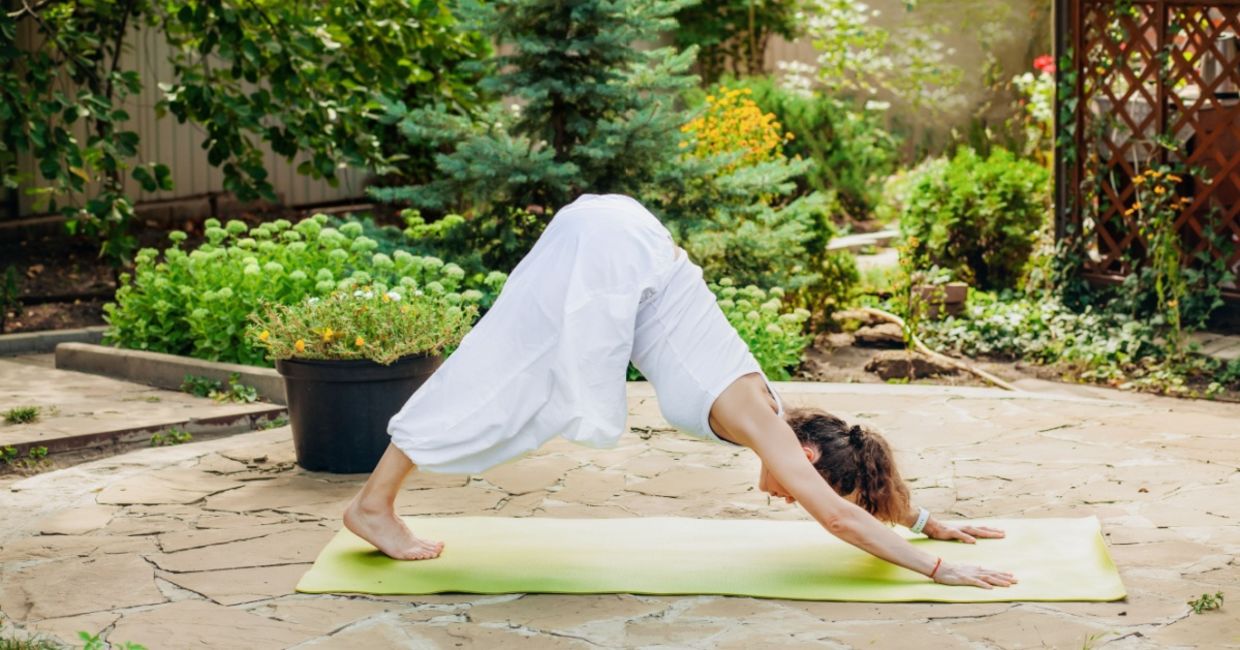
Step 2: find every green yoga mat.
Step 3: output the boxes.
[296,516,1125,602]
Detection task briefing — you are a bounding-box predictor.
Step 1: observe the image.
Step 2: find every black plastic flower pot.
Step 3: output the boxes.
[275,353,442,473]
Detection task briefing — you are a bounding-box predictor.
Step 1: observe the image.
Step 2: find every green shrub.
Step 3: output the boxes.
[103,215,507,367]
[322,211,520,303]
[874,156,950,226]
[916,290,1240,397]
[897,147,1050,290]
[713,279,812,380]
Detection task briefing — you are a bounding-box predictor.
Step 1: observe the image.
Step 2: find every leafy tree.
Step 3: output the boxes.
[672,0,804,84]
[1,0,487,269]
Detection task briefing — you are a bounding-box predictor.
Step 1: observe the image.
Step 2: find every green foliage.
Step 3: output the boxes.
[671,0,804,84]
[627,272,822,383]
[0,618,61,650]
[3,1,486,267]
[794,0,966,112]
[700,76,900,219]
[712,279,813,379]
[160,0,489,199]
[0,445,49,472]
[915,291,1240,398]
[102,214,505,367]
[179,375,219,399]
[1,1,159,265]
[149,428,192,447]
[80,630,146,650]
[1187,591,1224,614]
[3,406,40,425]
[180,374,258,403]
[875,157,949,226]
[897,147,1050,290]
[1,265,22,333]
[371,0,699,267]
[399,208,547,286]
[258,414,290,430]
[249,288,476,365]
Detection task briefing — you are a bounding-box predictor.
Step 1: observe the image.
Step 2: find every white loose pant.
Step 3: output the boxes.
[387,194,777,473]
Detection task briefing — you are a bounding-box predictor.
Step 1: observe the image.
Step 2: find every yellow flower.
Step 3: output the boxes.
[294,339,305,353]
[258,330,270,342]
[382,293,390,302]
[1167,174,1182,183]
[321,327,334,342]
[1132,201,1142,210]
[1154,185,1165,195]
[355,336,365,347]
[1133,176,1145,185]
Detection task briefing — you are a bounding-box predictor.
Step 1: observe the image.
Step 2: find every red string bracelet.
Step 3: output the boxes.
[929,557,943,580]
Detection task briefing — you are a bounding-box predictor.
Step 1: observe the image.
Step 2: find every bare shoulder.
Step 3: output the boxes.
[709,373,782,446]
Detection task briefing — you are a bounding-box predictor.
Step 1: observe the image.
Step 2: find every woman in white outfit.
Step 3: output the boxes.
[345,194,1016,589]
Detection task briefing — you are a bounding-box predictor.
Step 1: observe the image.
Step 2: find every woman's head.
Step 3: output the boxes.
[783,407,911,524]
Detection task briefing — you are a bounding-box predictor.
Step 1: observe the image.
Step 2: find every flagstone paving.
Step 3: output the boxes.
[1,382,1237,649]
[0,353,284,454]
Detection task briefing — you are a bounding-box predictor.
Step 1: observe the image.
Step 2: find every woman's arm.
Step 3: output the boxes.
[751,426,939,577]
[901,504,1008,544]
[711,379,1014,588]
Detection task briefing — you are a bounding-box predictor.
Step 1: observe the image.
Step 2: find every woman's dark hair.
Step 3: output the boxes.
[784,406,911,524]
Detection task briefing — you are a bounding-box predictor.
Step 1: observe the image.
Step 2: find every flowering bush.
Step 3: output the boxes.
[248,288,475,365]
[1012,55,1056,167]
[712,279,812,380]
[103,214,506,366]
[710,75,900,220]
[681,86,793,174]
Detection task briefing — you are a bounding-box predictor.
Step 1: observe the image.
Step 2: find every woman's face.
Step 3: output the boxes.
[758,444,862,508]
[757,444,821,505]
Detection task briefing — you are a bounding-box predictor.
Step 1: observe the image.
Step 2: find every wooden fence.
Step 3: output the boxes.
[1058,0,1240,300]
[5,21,367,221]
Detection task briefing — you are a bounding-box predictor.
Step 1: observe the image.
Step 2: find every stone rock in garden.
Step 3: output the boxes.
[853,323,905,347]
[865,350,958,380]
[812,331,855,349]
[831,308,880,328]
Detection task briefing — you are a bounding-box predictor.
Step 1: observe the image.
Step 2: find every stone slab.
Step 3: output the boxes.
[0,554,164,620]
[54,341,287,404]
[0,355,284,453]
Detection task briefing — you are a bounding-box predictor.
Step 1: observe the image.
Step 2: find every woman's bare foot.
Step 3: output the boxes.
[343,497,444,560]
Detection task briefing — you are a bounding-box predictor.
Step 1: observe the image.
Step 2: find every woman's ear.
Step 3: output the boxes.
[802,444,819,464]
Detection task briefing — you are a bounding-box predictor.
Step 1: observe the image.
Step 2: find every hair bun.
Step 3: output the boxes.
[847,424,865,448]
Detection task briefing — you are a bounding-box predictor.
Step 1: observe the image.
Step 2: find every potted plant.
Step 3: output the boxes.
[249,286,476,473]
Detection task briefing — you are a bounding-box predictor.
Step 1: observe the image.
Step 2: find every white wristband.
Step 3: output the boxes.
[910,507,930,535]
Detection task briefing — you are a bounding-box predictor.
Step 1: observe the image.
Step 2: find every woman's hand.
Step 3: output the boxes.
[923,518,1006,544]
[931,561,1017,589]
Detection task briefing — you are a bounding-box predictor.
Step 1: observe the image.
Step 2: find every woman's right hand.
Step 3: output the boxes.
[931,561,1018,589]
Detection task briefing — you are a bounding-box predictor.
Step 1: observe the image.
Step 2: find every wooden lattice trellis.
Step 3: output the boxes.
[1058,0,1240,300]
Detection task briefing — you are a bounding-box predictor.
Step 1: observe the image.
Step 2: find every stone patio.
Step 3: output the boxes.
[2,382,1237,649]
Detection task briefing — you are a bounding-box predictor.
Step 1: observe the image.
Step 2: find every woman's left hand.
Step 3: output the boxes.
[923,519,1006,544]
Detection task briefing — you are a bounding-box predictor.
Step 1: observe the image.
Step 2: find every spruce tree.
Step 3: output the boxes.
[371,0,698,217]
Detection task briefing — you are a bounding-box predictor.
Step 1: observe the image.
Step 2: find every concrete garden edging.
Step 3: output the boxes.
[54,342,288,405]
[0,325,108,356]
